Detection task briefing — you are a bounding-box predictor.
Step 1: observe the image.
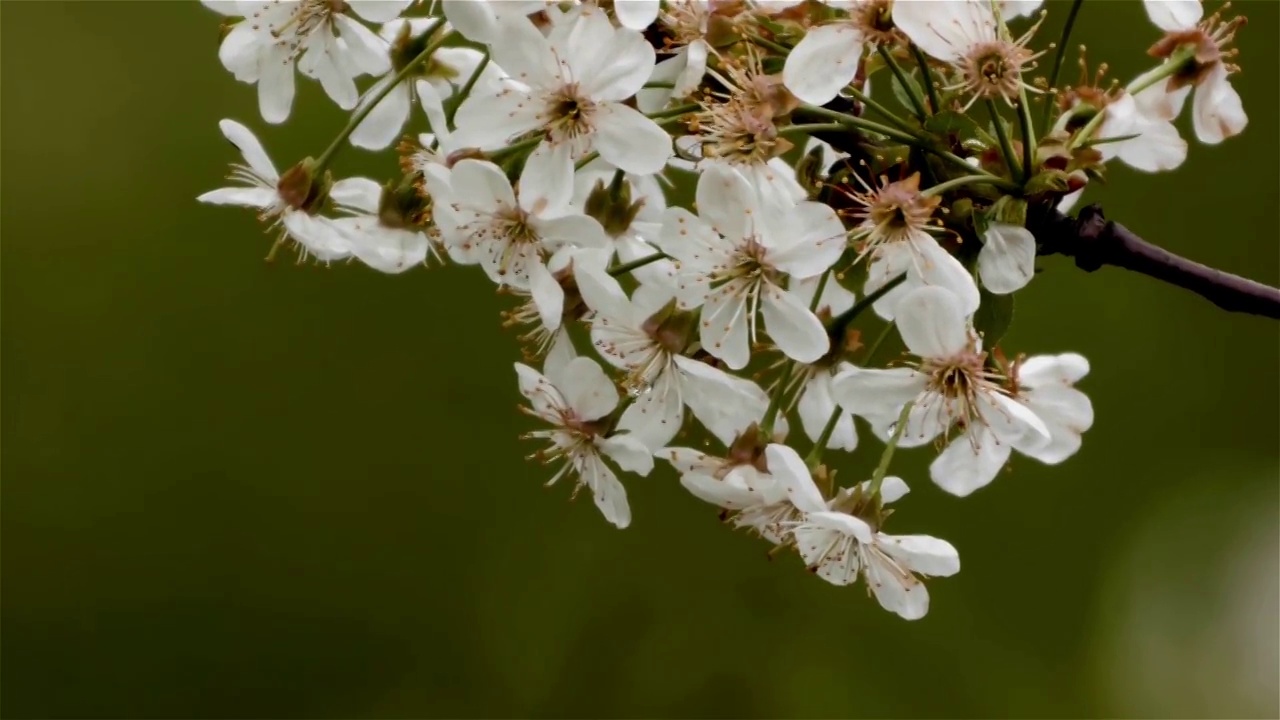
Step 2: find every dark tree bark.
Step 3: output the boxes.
[1028,205,1280,320]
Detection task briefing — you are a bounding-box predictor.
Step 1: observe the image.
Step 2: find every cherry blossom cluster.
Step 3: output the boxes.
[199,0,1248,619]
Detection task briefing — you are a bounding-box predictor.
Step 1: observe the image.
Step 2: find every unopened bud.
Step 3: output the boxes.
[583,176,646,238]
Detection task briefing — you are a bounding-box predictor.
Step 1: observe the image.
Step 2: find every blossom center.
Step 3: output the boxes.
[543,84,597,146]
[962,42,1029,102]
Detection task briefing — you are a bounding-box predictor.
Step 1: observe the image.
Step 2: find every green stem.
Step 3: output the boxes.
[779,123,852,137]
[800,104,998,180]
[1040,0,1083,129]
[607,251,669,277]
[845,86,919,133]
[798,104,921,145]
[759,364,791,439]
[922,173,1019,197]
[804,404,845,467]
[643,81,676,89]
[986,99,1022,182]
[747,33,791,55]
[574,150,600,171]
[647,103,701,119]
[828,273,907,338]
[861,322,895,365]
[868,400,914,499]
[910,45,941,114]
[875,44,926,119]
[1016,97,1036,179]
[486,135,543,163]
[446,47,489,131]
[315,18,447,173]
[877,45,928,120]
[808,269,831,314]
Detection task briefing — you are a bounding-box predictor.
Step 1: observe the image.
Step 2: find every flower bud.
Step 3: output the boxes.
[584,176,646,238]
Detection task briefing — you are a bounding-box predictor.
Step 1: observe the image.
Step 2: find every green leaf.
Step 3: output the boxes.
[973,288,1015,349]
[924,111,983,141]
[889,68,925,115]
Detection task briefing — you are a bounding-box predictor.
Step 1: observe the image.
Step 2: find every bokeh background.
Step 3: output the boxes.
[3,1,1277,717]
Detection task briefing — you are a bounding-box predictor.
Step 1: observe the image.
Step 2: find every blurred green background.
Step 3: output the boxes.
[2,1,1277,717]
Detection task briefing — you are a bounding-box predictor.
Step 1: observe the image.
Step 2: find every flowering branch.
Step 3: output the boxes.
[195,0,1262,622]
[1030,205,1280,319]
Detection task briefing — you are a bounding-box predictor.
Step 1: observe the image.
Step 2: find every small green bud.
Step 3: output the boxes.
[583,175,646,238]
[989,196,1028,227]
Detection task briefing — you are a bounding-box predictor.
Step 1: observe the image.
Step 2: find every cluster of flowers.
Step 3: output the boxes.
[200,0,1248,619]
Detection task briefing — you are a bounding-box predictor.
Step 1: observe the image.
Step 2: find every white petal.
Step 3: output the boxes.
[533,214,610,251]
[612,0,659,30]
[892,0,986,63]
[894,286,972,359]
[808,511,874,543]
[329,177,382,213]
[766,201,847,279]
[865,552,930,620]
[797,375,857,452]
[978,223,1037,294]
[830,366,927,419]
[761,283,830,364]
[1143,0,1202,31]
[581,456,631,529]
[451,89,543,151]
[598,434,655,476]
[1018,353,1089,387]
[334,15,392,76]
[1014,384,1093,464]
[694,165,754,243]
[349,0,413,23]
[593,103,673,175]
[676,356,770,446]
[350,80,411,150]
[929,425,1010,496]
[520,141,575,217]
[782,23,864,106]
[450,159,517,212]
[282,212,352,262]
[698,281,752,370]
[764,443,827,514]
[1192,66,1247,145]
[681,473,768,510]
[528,259,565,330]
[559,356,619,421]
[442,0,498,43]
[578,25,655,102]
[490,15,562,89]
[914,236,981,316]
[197,186,277,207]
[616,373,684,451]
[878,534,961,577]
[258,55,296,124]
[1001,0,1043,19]
[218,119,278,181]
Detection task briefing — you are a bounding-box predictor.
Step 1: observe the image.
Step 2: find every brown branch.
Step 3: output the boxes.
[1029,204,1280,320]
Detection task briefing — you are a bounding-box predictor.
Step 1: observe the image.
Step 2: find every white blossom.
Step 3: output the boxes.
[210,0,410,123]
[658,166,847,370]
[425,157,609,328]
[832,286,1051,493]
[1141,0,1247,144]
[198,119,351,262]
[768,444,961,620]
[516,353,654,529]
[576,263,770,450]
[451,7,672,193]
